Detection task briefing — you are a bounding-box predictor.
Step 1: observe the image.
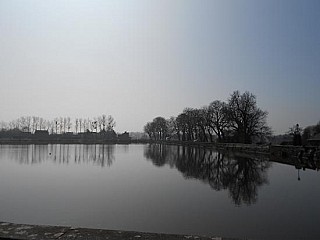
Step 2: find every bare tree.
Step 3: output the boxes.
[207,100,229,142]
[75,118,79,134]
[92,118,98,132]
[79,118,83,133]
[182,108,198,141]
[25,116,32,132]
[47,120,55,134]
[176,113,188,141]
[83,118,89,132]
[107,115,116,131]
[144,90,271,144]
[63,118,67,133]
[59,117,63,134]
[8,121,16,130]
[17,116,27,131]
[97,116,103,132]
[144,122,154,139]
[39,118,45,130]
[167,116,180,140]
[32,116,39,132]
[153,117,167,140]
[66,117,72,132]
[194,108,209,142]
[144,117,168,141]
[87,119,94,132]
[53,118,59,134]
[101,114,107,131]
[43,119,49,131]
[226,91,270,144]
[0,121,8,131]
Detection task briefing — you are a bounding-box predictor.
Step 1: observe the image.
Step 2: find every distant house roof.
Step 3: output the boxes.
[118,131,131,140]
[34,130,49,135]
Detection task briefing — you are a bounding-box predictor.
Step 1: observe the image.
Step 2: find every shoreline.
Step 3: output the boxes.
[0,221,240,240]
[0,139,270,154]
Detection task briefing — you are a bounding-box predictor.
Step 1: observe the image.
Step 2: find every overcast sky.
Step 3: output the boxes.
[1,0,319,134]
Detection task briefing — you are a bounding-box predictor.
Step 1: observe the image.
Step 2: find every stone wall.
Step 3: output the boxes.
[216,143,270,155]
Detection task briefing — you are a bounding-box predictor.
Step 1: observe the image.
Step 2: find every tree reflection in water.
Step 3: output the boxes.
[0,144,115,167]
[144,144,270,206]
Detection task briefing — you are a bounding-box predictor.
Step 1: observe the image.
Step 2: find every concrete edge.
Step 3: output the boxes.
[0,222,244,240]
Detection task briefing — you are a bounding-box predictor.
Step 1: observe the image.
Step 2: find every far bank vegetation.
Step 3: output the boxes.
[0,115,116,134]
[144,91,272,144]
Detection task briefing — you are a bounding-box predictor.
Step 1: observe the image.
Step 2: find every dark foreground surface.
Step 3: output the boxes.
[0,222,239,240]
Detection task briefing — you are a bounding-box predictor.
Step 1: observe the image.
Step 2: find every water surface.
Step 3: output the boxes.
[0,144,319,240]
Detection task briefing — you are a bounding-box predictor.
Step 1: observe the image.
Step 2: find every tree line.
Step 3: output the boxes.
[144,90,271,144]
[302,121,320,140]
[0,115,116,134]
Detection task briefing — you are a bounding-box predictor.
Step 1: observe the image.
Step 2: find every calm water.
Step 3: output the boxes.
[0,144,319,240]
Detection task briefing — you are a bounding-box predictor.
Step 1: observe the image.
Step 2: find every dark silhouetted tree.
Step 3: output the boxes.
[144,122,154,139]
[207,100,229,142]
[226,91,270,143]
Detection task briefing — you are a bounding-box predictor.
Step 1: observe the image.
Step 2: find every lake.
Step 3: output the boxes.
[0,144,319,240]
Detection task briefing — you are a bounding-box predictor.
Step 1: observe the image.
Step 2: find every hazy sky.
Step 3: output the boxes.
[1,0,319,134]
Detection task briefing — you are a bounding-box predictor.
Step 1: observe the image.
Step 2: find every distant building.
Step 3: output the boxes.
[60,132,78,140]
[21,131,32,138]
[34,130,49,139]
[78,131,97,140]
[0,128,30,139]
[100,129,117,140]
[118,131,131,141]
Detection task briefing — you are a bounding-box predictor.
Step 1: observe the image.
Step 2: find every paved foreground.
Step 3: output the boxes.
[0,222,241,240]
